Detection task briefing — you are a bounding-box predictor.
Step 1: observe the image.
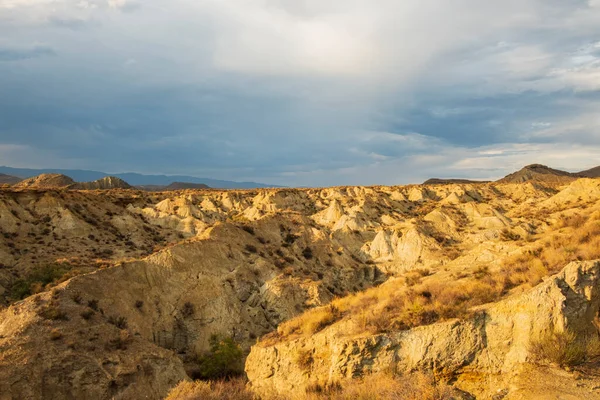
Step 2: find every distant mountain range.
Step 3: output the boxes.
[0,166,280,189]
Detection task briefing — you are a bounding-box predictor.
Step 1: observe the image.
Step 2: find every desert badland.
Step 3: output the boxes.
[0,165,598,399]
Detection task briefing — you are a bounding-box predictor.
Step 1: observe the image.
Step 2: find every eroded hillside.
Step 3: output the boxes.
[0,177,600,399]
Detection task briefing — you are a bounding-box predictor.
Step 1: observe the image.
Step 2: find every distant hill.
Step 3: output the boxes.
[0,173,22,185]
[578,166,600,178]
[72,176,132,190]
[423,178,490,185]
[13,174,75,189]
[497,164,579,184]
[0,166,280,189]
[135,182,211,191]
[165,182,210,190]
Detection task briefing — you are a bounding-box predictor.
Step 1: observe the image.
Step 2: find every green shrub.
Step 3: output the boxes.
[196,335,244,380]
[9,264,71,300]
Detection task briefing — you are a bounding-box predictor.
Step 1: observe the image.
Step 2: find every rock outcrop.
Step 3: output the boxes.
[246,261,600,398]
[72,176,132,190]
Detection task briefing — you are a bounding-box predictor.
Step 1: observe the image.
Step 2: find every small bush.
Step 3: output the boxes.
[9,264,72,300]
[530,330,600,367]
[182,302,195,318]
[244,244,258,254]
[39,302,68,321]
[296,349,314,371]
[195,335,244,380]
[71,292,83,304]
[80,309,94,320]
[107,315,128,329]
[241,225,255,235]
[108,329,132,350]
[87,299,99,311]
[302,247,313,260]
[284,233,298,244]
[135,300,144,309]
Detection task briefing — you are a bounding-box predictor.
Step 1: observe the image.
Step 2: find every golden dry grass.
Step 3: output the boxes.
[165,373,457,400]
[530,330,600,367]
[165,379,255,400]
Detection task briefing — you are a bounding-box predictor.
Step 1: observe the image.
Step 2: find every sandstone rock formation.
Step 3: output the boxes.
[246,261,600,399]
[72,176,132,190]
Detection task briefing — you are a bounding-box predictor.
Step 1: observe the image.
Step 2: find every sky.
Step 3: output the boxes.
[1,0,600,186]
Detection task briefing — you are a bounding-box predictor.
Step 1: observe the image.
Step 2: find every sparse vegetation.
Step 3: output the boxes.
[194,335,244,380]
[87,299,99,311]
[530,330,600,367]
[38,300,68,321]
[107,315,128,329]
[182,302,195,318]
[80,309,94,320]
[9,263,72,300]
[165,379,254,400]
[296,349,313,371]
[165,373,456,400]
[302,247,313,260]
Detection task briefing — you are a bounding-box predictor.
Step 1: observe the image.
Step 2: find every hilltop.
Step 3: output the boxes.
[579,166,600,178]
[13,173,76,188]
[423,178,490,185]
[0,173,22,185]
[497,163,580,184]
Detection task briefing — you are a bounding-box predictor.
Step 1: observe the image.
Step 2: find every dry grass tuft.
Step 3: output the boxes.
[530,330,600,367]
[165,373,457,400]
[165,379,255,400]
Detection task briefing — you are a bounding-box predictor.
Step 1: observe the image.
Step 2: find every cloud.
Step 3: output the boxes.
[0,45,55,61]
[0,0,599,185]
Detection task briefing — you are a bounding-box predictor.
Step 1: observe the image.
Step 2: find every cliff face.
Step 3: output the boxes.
[246,261,600,398]
[71,176,132,190]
